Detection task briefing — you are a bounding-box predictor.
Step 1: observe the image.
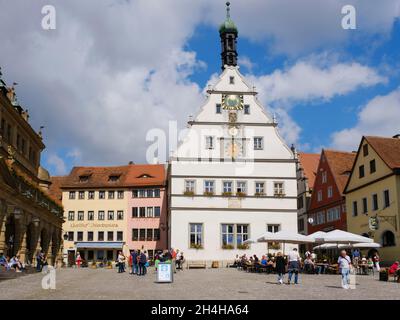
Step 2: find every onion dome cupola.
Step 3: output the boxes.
[219,2,238,70]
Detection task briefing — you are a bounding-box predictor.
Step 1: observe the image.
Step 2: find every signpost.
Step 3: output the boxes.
[156,263,173,283]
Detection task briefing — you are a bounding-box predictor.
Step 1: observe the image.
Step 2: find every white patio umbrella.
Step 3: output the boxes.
[314,242,380,250]
[255,230,315,254]
[243,232,274,244]
[321,229,373,244]
[308,231,328,243]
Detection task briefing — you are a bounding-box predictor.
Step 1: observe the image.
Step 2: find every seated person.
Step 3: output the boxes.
[389,261,399,275]
[304,257,315,273]
[260,255,268,266]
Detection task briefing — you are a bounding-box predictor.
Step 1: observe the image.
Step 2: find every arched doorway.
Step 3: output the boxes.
[5,216,16,257]
[381,230,396,247]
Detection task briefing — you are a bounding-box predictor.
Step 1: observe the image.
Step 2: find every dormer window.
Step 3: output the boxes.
[138,174,153,178]
[79,175,90,183]
[109,175,120,182]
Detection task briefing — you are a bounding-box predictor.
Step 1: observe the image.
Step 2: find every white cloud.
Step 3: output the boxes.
[245,58,386,144]
[46,153,67,175]
[331,88,400,150]
[0,0,397,174]
[248,59,386,105]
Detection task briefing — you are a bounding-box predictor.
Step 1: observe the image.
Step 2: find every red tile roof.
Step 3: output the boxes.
[60,164,166,189]
[298,153,320,189]
[324,150,356,194]
[48,176,67,205]
[365,136,400,170]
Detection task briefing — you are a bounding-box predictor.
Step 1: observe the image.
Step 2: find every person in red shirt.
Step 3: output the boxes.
[389,261,399,274]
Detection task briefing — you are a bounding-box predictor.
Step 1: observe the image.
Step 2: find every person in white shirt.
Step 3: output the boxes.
[338,250,352,289]
[287,248,301,284]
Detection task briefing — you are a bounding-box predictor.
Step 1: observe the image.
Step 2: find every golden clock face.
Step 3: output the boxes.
[225,140,243,158]
[222,94,243,110]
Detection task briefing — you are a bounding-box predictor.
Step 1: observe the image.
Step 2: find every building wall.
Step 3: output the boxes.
[62,189,128,261]
[127,187,168,253]
[345,140,400,263]
[308,151,348,233]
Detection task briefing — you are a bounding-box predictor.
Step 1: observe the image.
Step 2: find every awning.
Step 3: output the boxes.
[75,242,125,249]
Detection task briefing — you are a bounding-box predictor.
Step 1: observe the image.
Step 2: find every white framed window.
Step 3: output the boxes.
[327,186,333,198]
[117,191,124,199]
[221,224,234,246]
[316,211,326,225]
[78,191,85,200]
[69,191,76,200]
[317,190,322,202]
[267,224,280,233]
[87,211,94,221]
[229,76,235,84]
[327,206,340,222]
[117,211,124,220]
[189,223,203,248]
[205,136,214,149]
[244,105,250,115]
[236,224,249,245]
[77,211,84,221]
[253,137,263,150]
[99,191,105,199]
[204,180,215,194]
[322,171,327,183]
[236,181,247,193]
[184,180,195,193]
[255,182,265,194]
[216,104,222,114]
[98,211,105,220]
[88,191,95,199]
[68,211,75,221]
[107,210,114,220]
[273,182,285,195]
[108,191,115,199]
[147,207,154,217]
[223,181,233,193]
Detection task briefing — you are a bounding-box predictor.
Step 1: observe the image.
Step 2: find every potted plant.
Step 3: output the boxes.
[106,261,113,269]
[379,268,388,281]
[254,192,265,197]
[183,190,195,197]
[190,243,203,250]
[236,191,246,198]
[237,243,249,250]
[222,191,233,197]
[203,191,214,197]
[222,244,234,250]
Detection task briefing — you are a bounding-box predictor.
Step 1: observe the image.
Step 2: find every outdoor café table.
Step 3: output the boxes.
[315,263,329,274]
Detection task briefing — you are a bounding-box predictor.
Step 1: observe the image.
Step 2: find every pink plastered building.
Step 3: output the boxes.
[126,164,167,258]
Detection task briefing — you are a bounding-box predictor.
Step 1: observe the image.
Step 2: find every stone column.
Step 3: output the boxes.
[0,200,6,254]
[15,223,28,263]
[46,234,54,266]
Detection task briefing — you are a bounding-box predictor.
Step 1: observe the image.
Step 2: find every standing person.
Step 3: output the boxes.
[176,250,182,270]
[275,252,286,284]
[287,248,301,285]
[352,249,360,267]
[36,251,43,272]
[128,252,133,274]
[117,251,125,273]
[76,252,82,269]
[139,251,147,276]
[338,250,352,289]
[171,248,177,274]
[131,250,138,275]
[372,252,380,272]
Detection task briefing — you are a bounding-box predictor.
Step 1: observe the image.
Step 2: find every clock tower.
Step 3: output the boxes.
[168,3,298,266]
[220,2,238,70]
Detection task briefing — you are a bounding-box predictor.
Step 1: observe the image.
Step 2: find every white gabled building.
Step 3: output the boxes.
[168,3,298,265]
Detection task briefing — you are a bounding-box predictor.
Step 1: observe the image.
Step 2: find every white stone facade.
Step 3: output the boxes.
[169,66,298,265]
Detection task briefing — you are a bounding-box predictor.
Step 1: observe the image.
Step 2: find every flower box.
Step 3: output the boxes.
[254,192,266,197]
[237,243,249,250]
[236,192,247,198]
[190,243,203,250]
[203,191,214,197]
[183,190,195,197]
[222,192,233,197]
[222,244,234,250]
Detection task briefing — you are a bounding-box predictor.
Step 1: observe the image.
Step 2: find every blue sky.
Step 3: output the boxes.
[0,1,399,175]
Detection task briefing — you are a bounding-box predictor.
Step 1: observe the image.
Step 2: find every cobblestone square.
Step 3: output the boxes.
[0,267,399,300]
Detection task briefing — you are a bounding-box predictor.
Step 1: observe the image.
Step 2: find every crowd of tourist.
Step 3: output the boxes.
[233,248,400,289]
[0,252,25,272]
